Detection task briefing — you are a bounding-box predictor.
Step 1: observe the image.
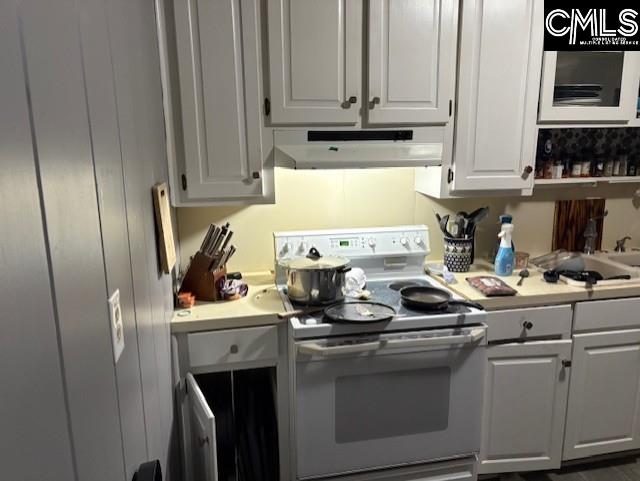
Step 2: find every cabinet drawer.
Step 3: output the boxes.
[485,305,572,342]
[574,297,640,332]
[187,325,278,368]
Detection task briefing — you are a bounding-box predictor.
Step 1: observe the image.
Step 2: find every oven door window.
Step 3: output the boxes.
[335,367,450,443]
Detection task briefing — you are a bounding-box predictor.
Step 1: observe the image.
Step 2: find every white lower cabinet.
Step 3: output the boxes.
[187,373,219,481]
[479,340,572,474]
[175,326,286,481]
[563,329,640,461]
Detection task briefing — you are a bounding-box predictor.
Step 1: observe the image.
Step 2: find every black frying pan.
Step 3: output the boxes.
[400,286,484,311]
[277,301,395,323]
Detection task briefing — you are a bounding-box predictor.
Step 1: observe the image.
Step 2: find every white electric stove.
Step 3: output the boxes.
[274,226,486,481]
[274,225,486,339]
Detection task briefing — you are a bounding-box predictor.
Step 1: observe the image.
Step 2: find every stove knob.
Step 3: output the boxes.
[281,242,292,255]
[414,237,423,246]
[400,237,408,247]
[368,238,376,248]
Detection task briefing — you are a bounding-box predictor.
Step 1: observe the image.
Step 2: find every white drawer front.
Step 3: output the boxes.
[187,325,278,368]
[574,297,640,332]
[485,305,572,342]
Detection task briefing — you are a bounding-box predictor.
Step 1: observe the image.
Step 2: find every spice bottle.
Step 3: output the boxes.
[604,157,615,177]
[618,151,628,177]
[613,155,621,176]
[594,155,605,177]
[562,153,571,178]
[571,155,582,177]
[629,155,638,176]
[580,151,592,177]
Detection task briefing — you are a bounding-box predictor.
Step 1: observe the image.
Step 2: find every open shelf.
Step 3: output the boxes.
[535,176,640,186]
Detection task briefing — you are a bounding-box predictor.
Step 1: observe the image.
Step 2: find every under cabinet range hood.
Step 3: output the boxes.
[273,129,444,169]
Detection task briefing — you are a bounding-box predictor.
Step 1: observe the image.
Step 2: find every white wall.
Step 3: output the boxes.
[177,168,640,274]
[177,167,510,272]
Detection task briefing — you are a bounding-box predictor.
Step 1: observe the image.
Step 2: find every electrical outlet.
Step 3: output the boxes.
[108,289,125,363]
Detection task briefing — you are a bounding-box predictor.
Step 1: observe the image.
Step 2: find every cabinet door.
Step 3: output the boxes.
[452,0,542,191]
[174,0,265,200]
[268,0,362,124]
[563,330,640,461]
[186,373,218,481]
[539,52,640,123]
[366,0,457,125]
[479,341,572,474]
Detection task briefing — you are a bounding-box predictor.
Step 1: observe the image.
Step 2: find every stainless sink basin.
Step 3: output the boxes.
[606,251,640,268]
[533,251,640,287]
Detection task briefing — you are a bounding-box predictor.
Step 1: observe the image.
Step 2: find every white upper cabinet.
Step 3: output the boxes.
[173,0,267,201]
[267,0,362,124]
[539,51,640,123]
[267,0,455,126]
[452,0,543,191]
[367,0,456,125]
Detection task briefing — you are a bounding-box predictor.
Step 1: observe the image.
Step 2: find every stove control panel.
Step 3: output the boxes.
[274,225,430,260]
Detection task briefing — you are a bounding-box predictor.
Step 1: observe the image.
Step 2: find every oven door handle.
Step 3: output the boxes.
[384,328,486,350]
[297,328,485,357]
[297,341,383,356]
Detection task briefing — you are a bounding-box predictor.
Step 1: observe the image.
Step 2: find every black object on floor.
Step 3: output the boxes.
[133,460,162,481]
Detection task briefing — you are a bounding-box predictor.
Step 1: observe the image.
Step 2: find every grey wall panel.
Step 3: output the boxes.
[18,0,125,479]
[0,2,76,479]
[77,0,149,477]
[107,0,176,474]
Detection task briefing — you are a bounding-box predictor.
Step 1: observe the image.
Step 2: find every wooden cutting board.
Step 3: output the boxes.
[152,182,176,274]
[552,199,606,252]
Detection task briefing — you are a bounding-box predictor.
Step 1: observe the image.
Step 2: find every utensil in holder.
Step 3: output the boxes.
[443,237,473,273]
[179,251,228,301]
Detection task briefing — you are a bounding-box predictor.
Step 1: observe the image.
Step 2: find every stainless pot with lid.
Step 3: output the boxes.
[279,247,351,305]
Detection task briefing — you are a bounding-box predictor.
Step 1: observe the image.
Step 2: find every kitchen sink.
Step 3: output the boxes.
[533,251,640,287]
[606,251,640,268]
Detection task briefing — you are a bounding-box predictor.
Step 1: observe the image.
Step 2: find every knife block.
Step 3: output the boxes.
[179,251,227,301]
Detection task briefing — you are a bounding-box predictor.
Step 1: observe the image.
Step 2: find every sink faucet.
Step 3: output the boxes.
[615,236,632,253]
[583,210,608,255]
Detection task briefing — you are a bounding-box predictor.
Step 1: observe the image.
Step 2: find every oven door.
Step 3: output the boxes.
[294,326,487,479]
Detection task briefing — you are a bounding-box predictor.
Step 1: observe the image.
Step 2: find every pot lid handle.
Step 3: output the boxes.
[306,247,322,260]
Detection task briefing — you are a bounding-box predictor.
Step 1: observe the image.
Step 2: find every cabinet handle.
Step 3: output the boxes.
[341,96,358,109]
[523,321,533,330]
[230,344,239,354]
[252,171,260,180]
[198,436,209,447]
[562,359,572,368]
[522,165,533,179]
[369,96,381,109]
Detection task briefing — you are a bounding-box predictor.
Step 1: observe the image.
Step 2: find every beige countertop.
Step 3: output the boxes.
[431,261,640,310]
[171,272,285,333]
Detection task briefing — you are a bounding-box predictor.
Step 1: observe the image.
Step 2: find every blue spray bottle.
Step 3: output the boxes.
[495,218,515,276]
